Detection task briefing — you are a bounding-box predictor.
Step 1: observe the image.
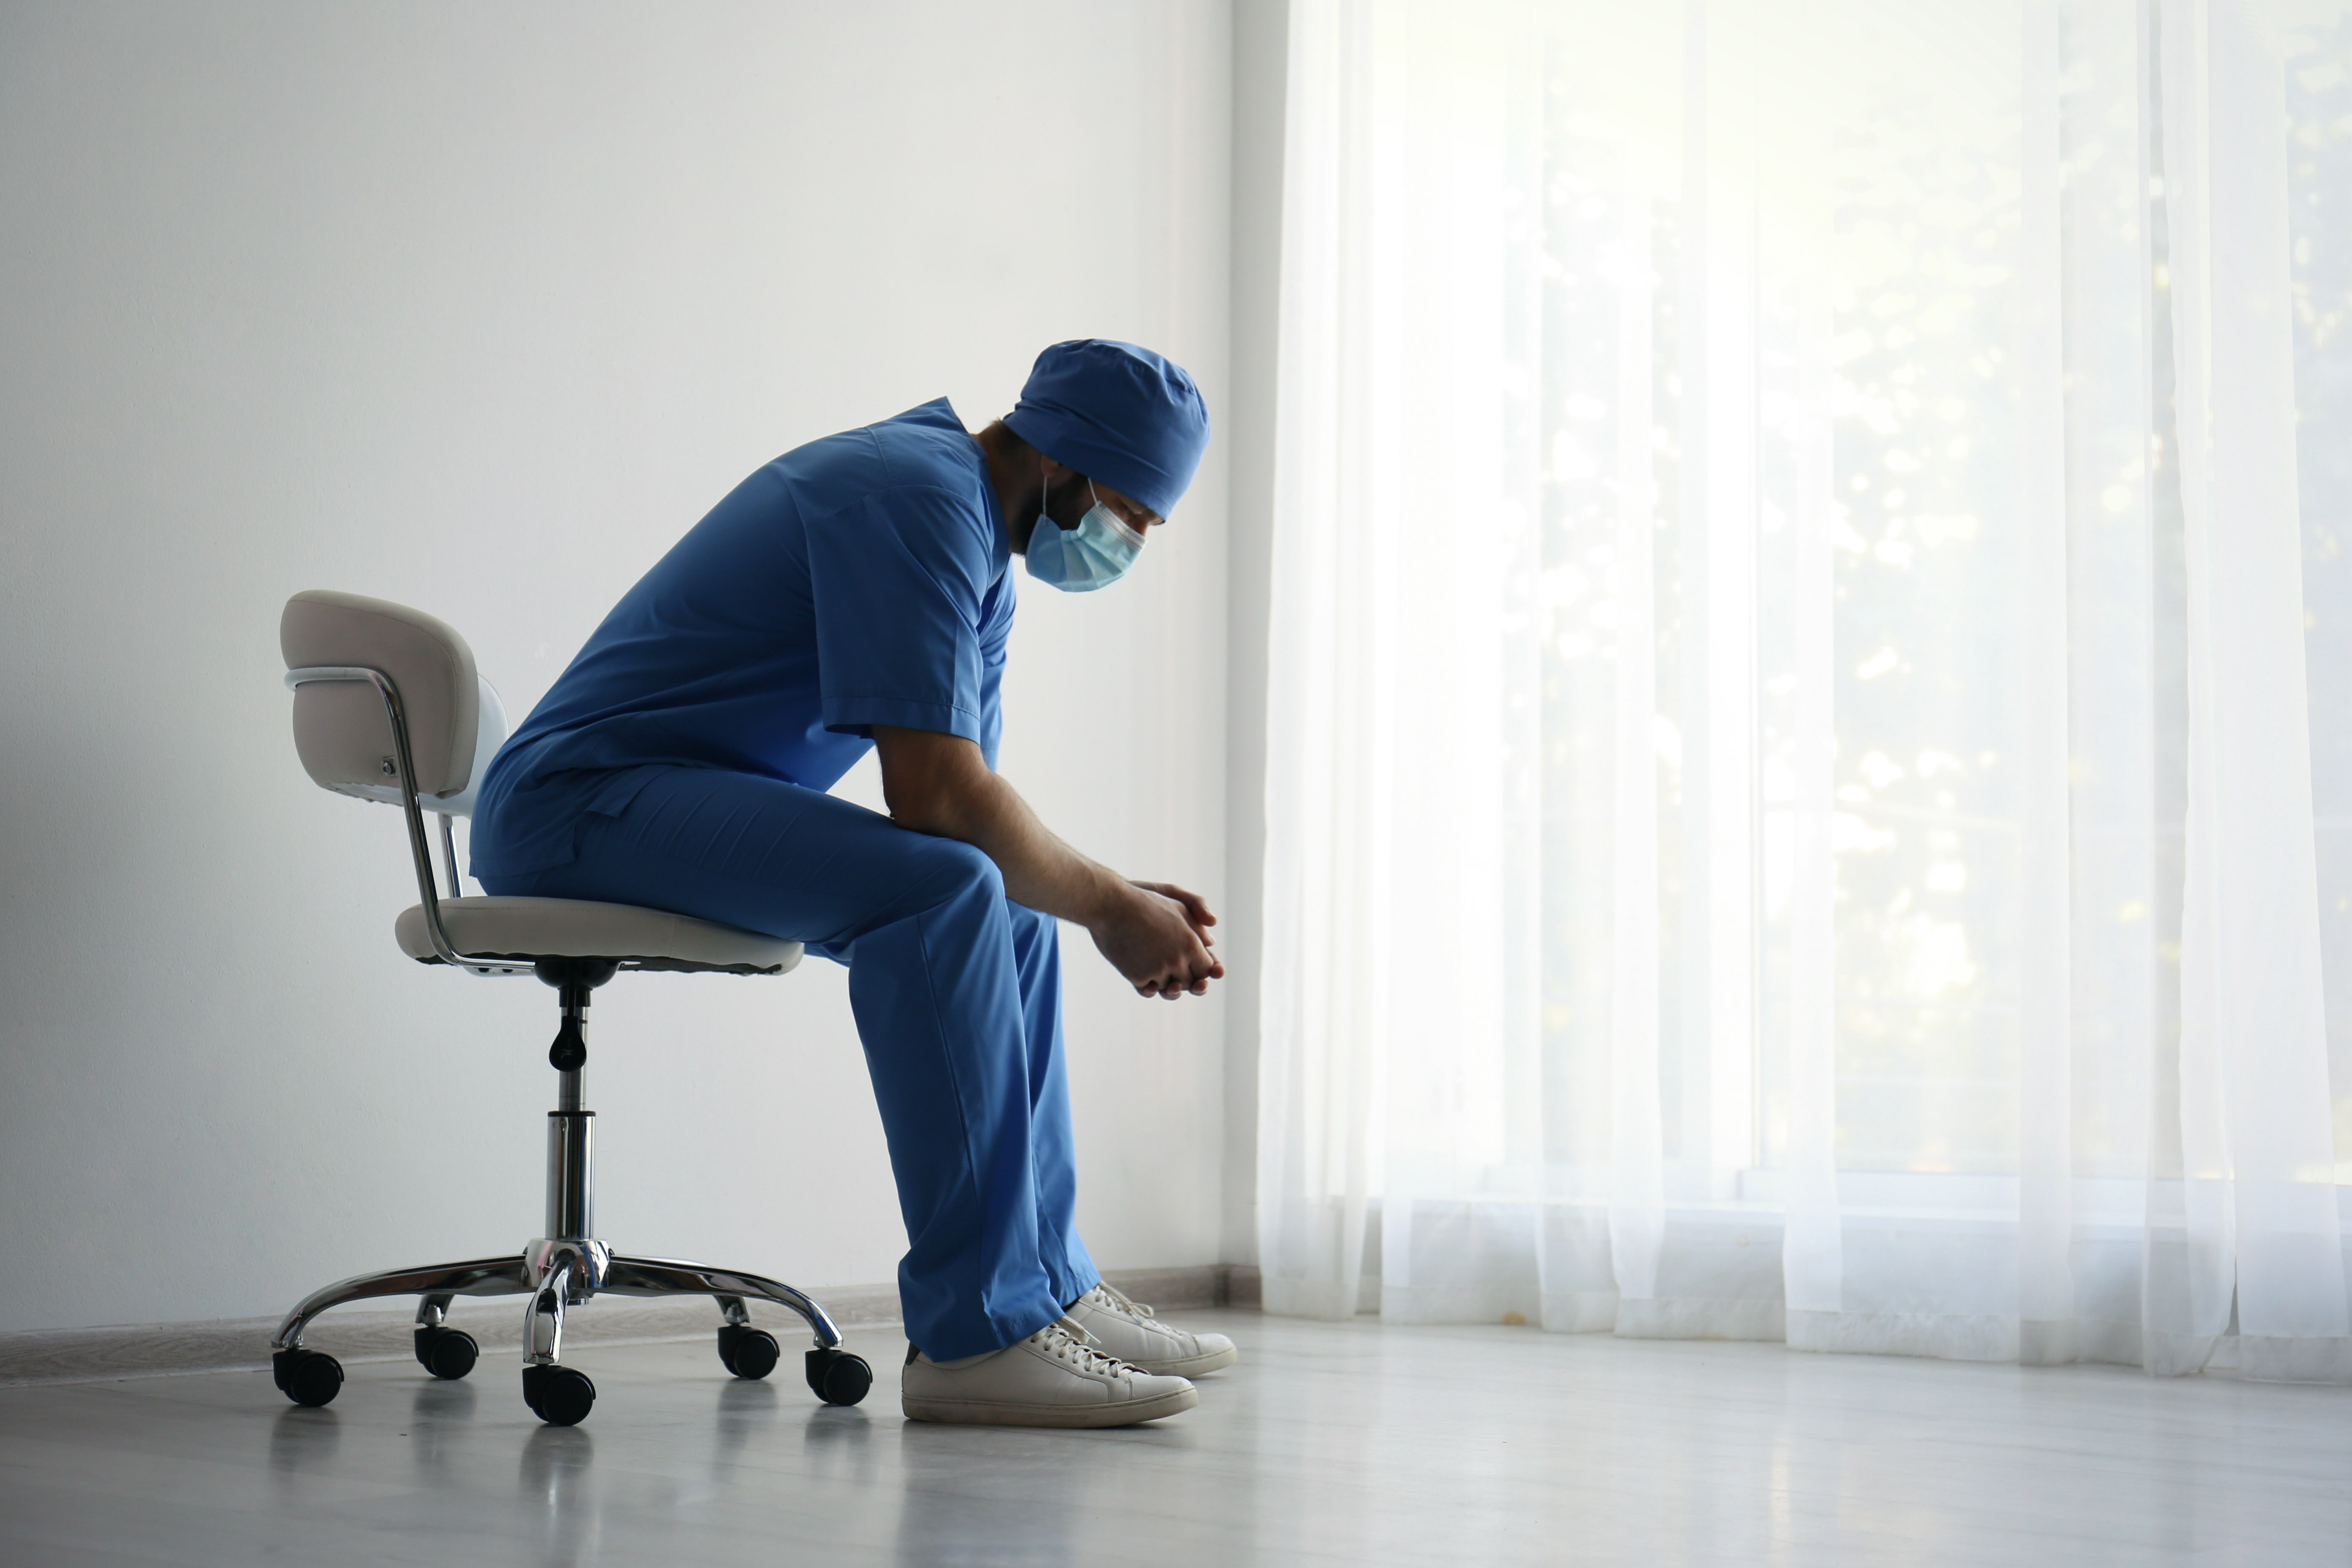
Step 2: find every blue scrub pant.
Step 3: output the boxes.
[480,765,1100,1361]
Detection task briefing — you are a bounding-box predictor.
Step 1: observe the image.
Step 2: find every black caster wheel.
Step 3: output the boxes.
[414,1326,479,1381]
[272,1348,343,1409]
[805,1347,872,1407]
[522,1364,596,1426]
[717,1324,780,1380]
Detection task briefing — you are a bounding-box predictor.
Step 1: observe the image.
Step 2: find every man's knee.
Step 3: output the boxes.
[911,835,1005,906]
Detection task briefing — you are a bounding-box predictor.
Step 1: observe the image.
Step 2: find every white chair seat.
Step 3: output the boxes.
[395,896,801,975]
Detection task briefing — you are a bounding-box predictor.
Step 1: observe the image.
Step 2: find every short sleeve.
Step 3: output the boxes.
[806,484,998,743]
[975,571,1015,769]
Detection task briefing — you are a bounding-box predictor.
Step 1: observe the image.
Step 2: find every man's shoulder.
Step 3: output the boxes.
[765,398,986,515]
[861,398,985,490]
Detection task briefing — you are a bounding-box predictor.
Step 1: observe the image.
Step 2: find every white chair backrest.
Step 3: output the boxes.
[280,589,508,817]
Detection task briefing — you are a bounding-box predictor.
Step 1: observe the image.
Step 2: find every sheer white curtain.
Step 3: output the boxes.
[1258,0,2352,1378]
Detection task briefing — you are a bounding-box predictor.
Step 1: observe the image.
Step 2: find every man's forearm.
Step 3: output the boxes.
[875,730,1127,925]
[925,769,1128,924]
[872,725,1220,997]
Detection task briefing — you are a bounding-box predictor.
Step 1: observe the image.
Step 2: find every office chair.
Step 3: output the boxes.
[268,589,872,1426]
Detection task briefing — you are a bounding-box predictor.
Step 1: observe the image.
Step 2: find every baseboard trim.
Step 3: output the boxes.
[0,1264,1263,1389]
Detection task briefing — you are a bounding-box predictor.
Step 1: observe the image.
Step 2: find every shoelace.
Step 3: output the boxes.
[1085,1283,1160,1323]
[1037,1316,1136,1378]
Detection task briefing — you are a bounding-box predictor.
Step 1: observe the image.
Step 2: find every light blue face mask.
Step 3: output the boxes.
[1024,477,1145,592]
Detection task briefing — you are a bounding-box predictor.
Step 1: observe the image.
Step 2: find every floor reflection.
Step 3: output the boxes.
[797,1401,880,1487]
[711,1374,778,1464]
[518,1423,597,1568]
[265,1403,339,1479]
[406,1374,477,1487]
[891,1425,1076,1568]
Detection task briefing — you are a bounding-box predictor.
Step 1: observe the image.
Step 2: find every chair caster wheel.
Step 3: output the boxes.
[414,1326,479,1380]
[717,1324,780,1380]
[522,1364,595,1426]
[272,1348,343,1408]
[806,1347,872,1407]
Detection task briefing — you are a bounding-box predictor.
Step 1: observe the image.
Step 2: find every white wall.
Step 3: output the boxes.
[0,0,1232,1335]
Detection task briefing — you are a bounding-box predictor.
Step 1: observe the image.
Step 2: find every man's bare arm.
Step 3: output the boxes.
[872,725,1222,999]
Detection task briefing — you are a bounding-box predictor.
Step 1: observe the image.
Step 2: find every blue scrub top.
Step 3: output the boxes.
[470,398,1014,877]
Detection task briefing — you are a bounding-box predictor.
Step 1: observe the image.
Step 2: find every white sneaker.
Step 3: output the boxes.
[1065,1284,1239,1377]
[900,1317,1199,1428]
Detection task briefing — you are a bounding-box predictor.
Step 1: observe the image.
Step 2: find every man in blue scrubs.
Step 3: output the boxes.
[471,340,1235,1428]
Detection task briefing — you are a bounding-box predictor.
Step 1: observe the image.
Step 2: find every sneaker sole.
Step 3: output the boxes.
[901,1383,1200,1428]
[1123,1344,1239,1378]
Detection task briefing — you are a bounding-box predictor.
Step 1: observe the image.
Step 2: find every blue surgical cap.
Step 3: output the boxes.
[1003,340,1211,518]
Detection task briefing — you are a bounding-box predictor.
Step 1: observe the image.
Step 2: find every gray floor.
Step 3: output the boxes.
[3,1309,2348,1566]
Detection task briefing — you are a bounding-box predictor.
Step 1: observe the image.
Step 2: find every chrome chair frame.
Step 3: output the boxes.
[271,663,849,1412]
